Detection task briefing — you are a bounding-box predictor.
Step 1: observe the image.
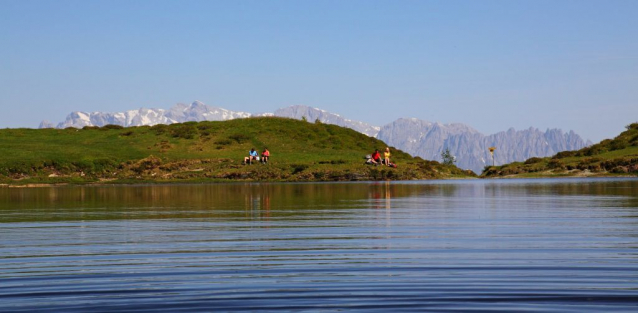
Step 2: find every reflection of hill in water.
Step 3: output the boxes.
[1,179,637,223]
[0,183,442,223]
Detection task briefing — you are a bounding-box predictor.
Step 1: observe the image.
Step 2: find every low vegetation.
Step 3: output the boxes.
[482,123,638,178]
[0,117,475,185]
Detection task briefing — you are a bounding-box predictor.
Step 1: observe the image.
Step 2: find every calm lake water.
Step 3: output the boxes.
[1,178,638,312]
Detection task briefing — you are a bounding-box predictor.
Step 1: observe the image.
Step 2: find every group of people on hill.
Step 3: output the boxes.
[243,148,269,165]
[366,147,396,167]
[242,146,396,167]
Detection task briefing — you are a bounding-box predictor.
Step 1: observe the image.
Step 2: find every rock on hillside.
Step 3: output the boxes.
[377,118,592,173]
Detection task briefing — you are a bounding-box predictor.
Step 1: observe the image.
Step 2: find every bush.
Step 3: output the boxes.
[553,151,576,159]
[580,145,606,157]
[524,157,543,164]
[610,166,629,174]
[151,124,170,135]
[441,148,456,165]
[82,126,100,130]
[291,164,309,174]
[214,139,233,146]
[547,159,565,170]
[228,134,250,144]
[319,160,347,165]
[101,124,124,130]
[171,124,198,139]
[609,140,628,151]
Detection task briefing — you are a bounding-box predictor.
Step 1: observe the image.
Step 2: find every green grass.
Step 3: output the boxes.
[482,123,638,178]
[0,117,476,184]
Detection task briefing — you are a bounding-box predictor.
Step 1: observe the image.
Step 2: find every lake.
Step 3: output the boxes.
[1,178,637,312]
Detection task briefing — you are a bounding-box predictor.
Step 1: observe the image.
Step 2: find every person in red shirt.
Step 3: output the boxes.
[261,148,270,164]
[371,149,381,165]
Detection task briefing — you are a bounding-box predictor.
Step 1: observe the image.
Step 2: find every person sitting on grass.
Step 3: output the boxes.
[371,149,382,165]
[384,147,391,166]
[261,148,270,164]
[244,148,258,165]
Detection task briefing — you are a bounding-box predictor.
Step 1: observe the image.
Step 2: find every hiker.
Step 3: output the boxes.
[371,149,382,165]
[384,147,391,166]
[244,148,258,165]
[364,154,374,165]
[261,148,270,164]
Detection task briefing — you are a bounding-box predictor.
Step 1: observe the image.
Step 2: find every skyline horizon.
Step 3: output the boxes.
[2,1,636,143]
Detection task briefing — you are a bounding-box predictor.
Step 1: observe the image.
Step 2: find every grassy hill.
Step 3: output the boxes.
[482,123,638,178]
[0,117,475,185]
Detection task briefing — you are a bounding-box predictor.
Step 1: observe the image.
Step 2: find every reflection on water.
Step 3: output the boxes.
[1,178,638,312]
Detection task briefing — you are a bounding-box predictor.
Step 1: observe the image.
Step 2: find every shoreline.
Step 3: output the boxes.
[3,174,638,188]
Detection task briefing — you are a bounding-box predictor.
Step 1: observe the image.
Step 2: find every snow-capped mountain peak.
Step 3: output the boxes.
[47,101,251,129]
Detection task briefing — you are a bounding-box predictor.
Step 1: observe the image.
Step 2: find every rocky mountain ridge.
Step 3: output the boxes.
[375,118,591,173]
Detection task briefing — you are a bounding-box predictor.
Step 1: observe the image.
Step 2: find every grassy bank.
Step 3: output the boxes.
[482,123,638,178]
[0,117,475,185]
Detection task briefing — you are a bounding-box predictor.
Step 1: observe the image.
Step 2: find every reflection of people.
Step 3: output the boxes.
[261,148,270,164]
[384,147,391,166]
[244,148,258,165]
[385,181,391,210]
[263,194,271,220]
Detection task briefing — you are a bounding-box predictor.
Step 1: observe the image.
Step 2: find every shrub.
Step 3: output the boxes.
[82,126,100,130]
[547,159,565,170]
[101,124,124,130]
[199,130,212,137]
[441,148,456,165]
[319,160,347,165]
[524,157,543,164]
[291,164,309,174]
[610,166,629,174]
[214,139,233,146]
[553,151,576,159]
[581,145,606,156]
[481,165,493,174]
[609,140,628,151]
[228,134,250,144]
[151,124,170,135]
[170,124,198,139]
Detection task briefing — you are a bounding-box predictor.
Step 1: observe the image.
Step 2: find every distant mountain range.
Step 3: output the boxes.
[39,101,250,129]
[376,119,591,174]
[40,101,592,173]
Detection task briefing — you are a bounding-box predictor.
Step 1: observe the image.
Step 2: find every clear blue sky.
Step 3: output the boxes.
[1,0,637,142]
